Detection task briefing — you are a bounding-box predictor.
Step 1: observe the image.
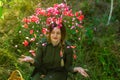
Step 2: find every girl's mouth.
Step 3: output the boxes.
[53,37,58,40]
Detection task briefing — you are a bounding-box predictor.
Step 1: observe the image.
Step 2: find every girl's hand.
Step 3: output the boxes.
[18,55,34,64]
[74,67,89,77]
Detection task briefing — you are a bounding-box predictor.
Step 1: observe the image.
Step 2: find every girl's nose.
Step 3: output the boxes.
[54,33,57,37]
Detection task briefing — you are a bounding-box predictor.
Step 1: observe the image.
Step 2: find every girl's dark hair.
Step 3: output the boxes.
[47,23,66,46]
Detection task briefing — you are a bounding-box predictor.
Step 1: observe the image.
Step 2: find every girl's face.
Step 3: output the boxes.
[50,27,61,45]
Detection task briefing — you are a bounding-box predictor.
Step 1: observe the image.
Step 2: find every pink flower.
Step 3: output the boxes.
[70,26,75,29]
[36,8,42,14]
[30,15,39,23]
[46,17,56,25]
[56,18,62,25]
[29,50,36,56]
[29,50,35,53]
[54,3,59,8]
[35,8,46,16]
[67,46,70,48]
[23,40,29,47]
[46,7,54,15]
[53,9,60,15]
[59,3,67,9]
[30,38,35,42]
[42,43,47,46]
[47,7,60,16]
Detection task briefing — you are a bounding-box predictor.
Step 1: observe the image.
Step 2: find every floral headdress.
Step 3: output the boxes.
[21,3,84,59]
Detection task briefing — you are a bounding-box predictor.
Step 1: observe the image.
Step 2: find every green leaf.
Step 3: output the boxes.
[0,7,2,18]
[99,56,106,65]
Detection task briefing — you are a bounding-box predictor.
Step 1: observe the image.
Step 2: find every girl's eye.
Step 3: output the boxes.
[57,32,61,35]
[51,31,55,34]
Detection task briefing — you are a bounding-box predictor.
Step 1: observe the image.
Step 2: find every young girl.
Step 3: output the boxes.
[19,23,89,80]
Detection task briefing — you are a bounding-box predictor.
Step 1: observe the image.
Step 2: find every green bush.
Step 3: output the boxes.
[0,48,17,80]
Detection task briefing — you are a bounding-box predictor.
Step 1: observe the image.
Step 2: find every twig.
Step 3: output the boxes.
[107,0,114,25]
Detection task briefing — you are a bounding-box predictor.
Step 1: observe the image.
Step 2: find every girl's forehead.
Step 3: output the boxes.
[52,27,61,31]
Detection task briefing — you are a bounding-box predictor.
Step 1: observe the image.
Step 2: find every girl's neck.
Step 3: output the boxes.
[51,41,60,46]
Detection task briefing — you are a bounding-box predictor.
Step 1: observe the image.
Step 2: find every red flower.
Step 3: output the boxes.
[23,40,29,47]
[22,18,31,24]
[62,9,74,17]
[73,54,77,60]
[30,30,34,34]
[75,12,79,16]
[46,12,51,17]
[77,15,84,21]
[42,28,47,35]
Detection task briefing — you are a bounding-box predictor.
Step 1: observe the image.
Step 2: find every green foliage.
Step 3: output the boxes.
[0,48,17,80]
[0,49,16,67]
[113,1,120,22]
